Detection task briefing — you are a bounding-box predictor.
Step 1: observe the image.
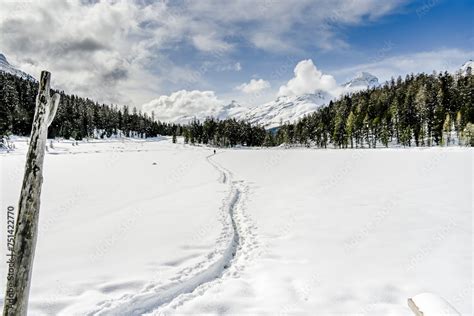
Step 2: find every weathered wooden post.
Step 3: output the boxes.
[3,71,59,316]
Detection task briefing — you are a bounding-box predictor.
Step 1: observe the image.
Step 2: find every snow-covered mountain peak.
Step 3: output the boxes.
[460,60,474,76]
[216,100,248,120]
[296,91,328,102]
[0,52,35,81]
[272,91,328,105]
[0,53,8,65]
[222,100,240,110]
[343,72,379,89]
[235,91,330,129]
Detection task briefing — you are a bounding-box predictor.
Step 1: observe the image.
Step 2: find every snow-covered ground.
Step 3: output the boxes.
[0,138,471,315]
[0,138,231,315]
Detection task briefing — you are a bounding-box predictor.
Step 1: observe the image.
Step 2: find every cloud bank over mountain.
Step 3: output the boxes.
[142,90,223,123]
[143,58,382,127]
[278,59,338,97]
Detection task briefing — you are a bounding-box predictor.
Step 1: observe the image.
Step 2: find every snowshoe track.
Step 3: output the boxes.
[86,153,257,315]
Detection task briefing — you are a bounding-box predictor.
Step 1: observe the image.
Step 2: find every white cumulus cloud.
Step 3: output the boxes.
[142,90,225,123]
[278,59,338,97]
[236,79,271,94]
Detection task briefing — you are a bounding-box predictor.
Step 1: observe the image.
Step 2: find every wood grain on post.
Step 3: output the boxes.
[3,71,59,316]
[408,293,461,316]
[408,298,424,316]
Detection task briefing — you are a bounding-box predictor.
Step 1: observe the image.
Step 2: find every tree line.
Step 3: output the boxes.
[0,71,177,140]
[179,118,266,147]
[271,71,473,147]
[0,71,267,146]
[1,69,473,148]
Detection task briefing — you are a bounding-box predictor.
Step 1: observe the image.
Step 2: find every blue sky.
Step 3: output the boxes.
[339,0,473,60]
[1,0,473,115]
[220,0,474,93]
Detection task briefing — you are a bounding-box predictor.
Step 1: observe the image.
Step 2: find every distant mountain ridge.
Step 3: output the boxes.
[343,72,379,89]
[229,73,379,128]
[145,72,380,129]
[460,60,473,76]
[234,91,331,129]
[231,61,472,128]
[0,53,35,81]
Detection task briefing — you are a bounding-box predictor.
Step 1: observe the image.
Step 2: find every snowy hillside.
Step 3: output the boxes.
[214,100,249,121]
[236,92,330,128]
[460,60,473,76]
[184,72,378,129]
[342,71,379,89]
[0,139,471,315]
[142,70,380,128]
[0,53,34,81]
[233,73,378,128]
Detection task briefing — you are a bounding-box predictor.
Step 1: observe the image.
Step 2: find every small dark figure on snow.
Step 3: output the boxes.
[213,149,216,155]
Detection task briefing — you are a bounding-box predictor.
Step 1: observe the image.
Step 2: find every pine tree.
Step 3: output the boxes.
[263,132,275,147]
[425,80,437,146]
[442,113,451,146]
[363,113,370,148]
[183,130,189,144]
[414,84,427,146]
[400,127,412,147]
[390,98,400,144]
[462,123,474,146]
[380,119,390,147]
[346,111,355,148]
[433,87,445,145]
[455,111,462,143]
[333,111,346,148]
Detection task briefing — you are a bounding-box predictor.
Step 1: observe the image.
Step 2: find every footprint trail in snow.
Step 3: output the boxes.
[86,153,258,316]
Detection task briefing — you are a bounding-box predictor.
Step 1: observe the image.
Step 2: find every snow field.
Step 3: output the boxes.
[0,139,471,315]
[0,138,229,315]
[172,147,471,315]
